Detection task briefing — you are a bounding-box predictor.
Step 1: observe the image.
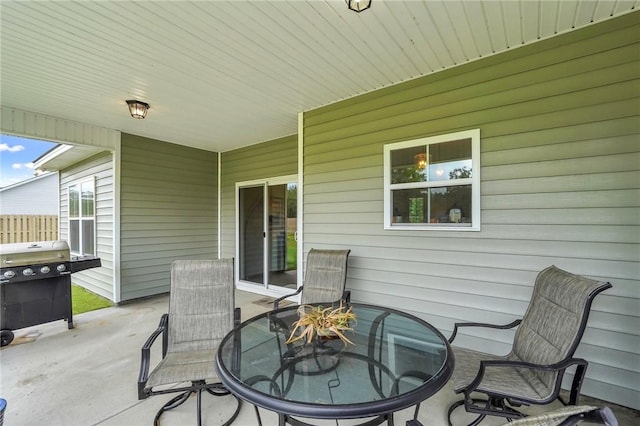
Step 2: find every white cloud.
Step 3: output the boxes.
[12,162,35,169]
[0,143,25,153]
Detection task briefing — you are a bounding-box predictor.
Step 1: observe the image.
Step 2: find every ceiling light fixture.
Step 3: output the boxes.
[126,100,150,119]
[346,0,372,13]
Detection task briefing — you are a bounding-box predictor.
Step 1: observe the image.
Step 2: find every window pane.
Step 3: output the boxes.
[81,181,95,216]
[390,138,473,184]
[392,185,472,225]
[429,185,472,224]
[428,158,472,181]
[428,138,472,182]
[69,185,80,218]
[82,220,95,255]
[392,188,426,224]
[390,146,427,184]
[70,220,80,252]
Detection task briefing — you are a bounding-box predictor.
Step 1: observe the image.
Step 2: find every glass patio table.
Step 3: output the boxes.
[216,303,454,426]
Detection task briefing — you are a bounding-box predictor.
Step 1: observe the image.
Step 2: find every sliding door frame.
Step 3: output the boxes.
[235,174,300,298]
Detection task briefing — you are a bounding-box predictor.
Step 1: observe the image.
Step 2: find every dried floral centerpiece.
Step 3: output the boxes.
[286,303,356,346]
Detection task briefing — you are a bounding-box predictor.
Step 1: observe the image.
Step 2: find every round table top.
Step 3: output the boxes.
[216,302,454,420]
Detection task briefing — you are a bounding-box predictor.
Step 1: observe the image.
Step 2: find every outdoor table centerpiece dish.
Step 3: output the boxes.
[286,302,356,346]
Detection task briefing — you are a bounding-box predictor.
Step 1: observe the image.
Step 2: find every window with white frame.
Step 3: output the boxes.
[383,129,480,231]
[69,179,96,255]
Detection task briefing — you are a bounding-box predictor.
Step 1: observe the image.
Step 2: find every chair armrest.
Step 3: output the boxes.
[273,286,304,310]
[448,319,522,343]
[137,313,168,399]
[464,357,588,403]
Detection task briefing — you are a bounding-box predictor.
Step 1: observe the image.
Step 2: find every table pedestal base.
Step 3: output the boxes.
[279,413,394,426]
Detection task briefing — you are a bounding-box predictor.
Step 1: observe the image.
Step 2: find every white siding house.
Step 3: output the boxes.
[59,152,115,301]
[0,172,58,215]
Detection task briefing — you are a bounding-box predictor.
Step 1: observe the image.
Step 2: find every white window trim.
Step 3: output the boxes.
[383,129,481,231]
[68,177,97,255]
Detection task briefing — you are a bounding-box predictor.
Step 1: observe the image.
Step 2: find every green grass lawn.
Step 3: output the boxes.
[287,232,297,270]
[72,284,112,315]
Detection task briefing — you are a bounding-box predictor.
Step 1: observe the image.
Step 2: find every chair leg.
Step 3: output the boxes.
[449,395,528,426]
[203,381,242,426]
[207,382,232,396]
[154,390,193,426]
[201,381,242,425]
[406,403,423,426]
[221,395,242,426]
[197,388,203,426]
[447,399,485,426]
[254,405,263,426]
[152,384,241,426]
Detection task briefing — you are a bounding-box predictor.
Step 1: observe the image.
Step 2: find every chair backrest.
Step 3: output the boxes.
[167,259,235,353]
[300,249,351,305]
[510,265,611,391]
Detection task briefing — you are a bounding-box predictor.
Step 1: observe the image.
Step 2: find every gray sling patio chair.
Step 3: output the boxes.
[137,259,242,426]
[272,249,351,310]
[252,249,350,425]
[441,265,612,426]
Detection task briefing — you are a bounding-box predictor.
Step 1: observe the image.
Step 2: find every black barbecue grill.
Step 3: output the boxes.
[0,240,101,346]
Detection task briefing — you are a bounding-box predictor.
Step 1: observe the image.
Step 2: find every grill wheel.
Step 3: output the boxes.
[0,330,14,347]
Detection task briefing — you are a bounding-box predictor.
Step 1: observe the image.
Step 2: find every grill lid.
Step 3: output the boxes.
[1,240,70,268]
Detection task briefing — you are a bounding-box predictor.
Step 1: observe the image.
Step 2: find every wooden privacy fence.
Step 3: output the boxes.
[0,215,58,244]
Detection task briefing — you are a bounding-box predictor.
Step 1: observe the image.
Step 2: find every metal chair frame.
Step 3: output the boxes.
[273,249,351,310]
[137,259,242,426]
[442,266,612,426]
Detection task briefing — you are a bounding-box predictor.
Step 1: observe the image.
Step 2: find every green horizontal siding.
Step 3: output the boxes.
[302,13,640,409]
[119,134,218,301]
[220,135,297,259]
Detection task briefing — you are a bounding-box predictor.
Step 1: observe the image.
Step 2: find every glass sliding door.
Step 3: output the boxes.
[238,185,265,283]
[237,176,298,294]
[267,182,297,289]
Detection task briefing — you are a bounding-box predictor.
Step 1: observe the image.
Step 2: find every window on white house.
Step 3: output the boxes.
[69,179,96,255]
[384,129,480,231]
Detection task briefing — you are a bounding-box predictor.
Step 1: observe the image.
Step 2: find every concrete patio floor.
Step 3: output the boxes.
[1,290,636,426]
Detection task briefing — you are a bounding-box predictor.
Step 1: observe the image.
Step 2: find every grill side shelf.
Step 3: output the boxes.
[70,257,102,273]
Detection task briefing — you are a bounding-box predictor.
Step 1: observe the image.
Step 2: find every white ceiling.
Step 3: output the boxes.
[1,1,637,153]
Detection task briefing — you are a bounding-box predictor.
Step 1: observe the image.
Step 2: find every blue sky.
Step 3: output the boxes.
[0,134,58,188]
